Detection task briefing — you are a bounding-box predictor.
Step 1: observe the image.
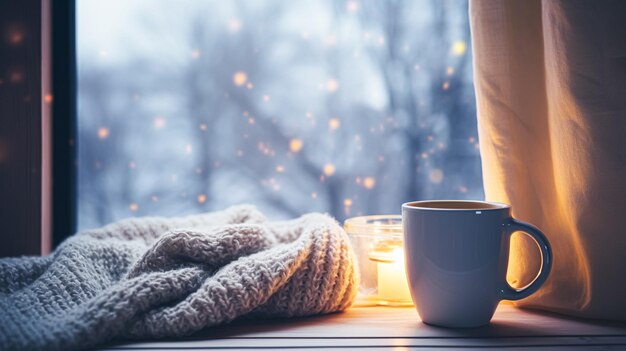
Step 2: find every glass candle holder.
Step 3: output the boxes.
[344,215,413,306]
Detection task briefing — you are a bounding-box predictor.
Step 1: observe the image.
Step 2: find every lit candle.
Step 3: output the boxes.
[377,248,412,302]
[368,241,413,304]
[344,215,412,306]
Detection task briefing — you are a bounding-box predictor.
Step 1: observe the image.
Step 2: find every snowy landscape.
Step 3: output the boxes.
[77,0,483,229]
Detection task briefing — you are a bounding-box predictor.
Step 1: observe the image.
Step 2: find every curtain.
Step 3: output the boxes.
[470,0,626,320]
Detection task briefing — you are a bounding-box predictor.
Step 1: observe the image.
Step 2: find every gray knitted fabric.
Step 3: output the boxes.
[0,205,359,350]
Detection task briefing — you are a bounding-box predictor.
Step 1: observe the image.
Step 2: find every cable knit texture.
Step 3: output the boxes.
[0,205,359,350]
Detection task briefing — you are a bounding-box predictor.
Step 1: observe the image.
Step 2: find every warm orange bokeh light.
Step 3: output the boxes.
[323,163,336,176]
[289,138,303,153]
[197,194,207,204]
[97,128,109,139]
[363,177,376,189]
[233,71,248,86]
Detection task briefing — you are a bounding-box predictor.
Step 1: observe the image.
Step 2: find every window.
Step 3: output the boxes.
[77,0,482,229]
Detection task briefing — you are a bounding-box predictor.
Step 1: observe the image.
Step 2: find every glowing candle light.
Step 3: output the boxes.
[345,216,413,306]
[368,241,412,304]
[376,248,412,302]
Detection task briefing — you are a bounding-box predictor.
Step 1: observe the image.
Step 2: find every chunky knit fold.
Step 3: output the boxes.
[0,205,359,350]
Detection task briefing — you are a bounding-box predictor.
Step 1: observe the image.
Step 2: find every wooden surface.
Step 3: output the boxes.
[102,304,626,350]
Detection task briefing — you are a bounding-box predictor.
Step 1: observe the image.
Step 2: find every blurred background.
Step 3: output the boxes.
[77,0,483,230]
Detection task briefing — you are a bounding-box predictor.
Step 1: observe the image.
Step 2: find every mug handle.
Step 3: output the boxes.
[500,218,552,301]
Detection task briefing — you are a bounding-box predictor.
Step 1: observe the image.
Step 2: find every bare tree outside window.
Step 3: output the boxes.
[77,0,482,230]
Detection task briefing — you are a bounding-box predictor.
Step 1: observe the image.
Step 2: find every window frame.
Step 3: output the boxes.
[50,0,77,248]
[0,0,76,256]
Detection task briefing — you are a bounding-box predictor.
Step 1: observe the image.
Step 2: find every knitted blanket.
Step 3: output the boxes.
[0,205,359,350]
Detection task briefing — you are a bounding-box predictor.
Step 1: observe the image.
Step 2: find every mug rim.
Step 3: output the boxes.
[402,200,510,211]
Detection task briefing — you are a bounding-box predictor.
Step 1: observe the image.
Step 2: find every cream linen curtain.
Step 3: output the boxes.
[470,0,626,320]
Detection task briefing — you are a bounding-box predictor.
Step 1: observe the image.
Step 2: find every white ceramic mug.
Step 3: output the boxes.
[402,200,552,328]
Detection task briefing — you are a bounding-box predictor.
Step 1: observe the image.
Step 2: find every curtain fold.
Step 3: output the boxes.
[470,0,626,320]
